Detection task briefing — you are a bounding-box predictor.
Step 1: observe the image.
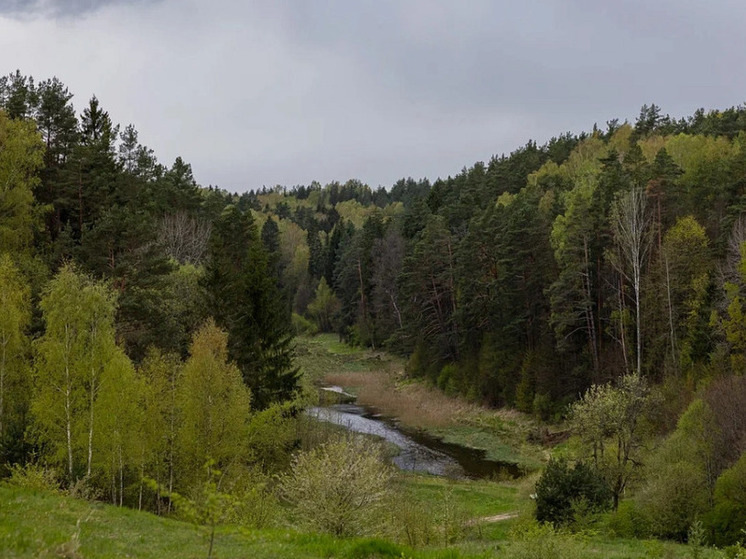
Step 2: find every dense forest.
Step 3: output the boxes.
[2,69,746,551]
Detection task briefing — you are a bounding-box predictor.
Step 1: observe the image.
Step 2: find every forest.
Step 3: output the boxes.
[2,69,746,557]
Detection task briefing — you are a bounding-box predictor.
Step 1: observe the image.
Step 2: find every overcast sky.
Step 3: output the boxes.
[1,0,745,192]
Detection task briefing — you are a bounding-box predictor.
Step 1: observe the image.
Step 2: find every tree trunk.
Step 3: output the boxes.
[87,370,94,478]
[664,254,678,375]
[0,340,6,441]
[65,325,74,481]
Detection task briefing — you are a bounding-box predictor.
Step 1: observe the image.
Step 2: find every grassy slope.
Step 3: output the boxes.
[1,485,472,559]
[0,484,717,559]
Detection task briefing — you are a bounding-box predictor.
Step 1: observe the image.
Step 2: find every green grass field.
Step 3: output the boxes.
[0,484,470,559]
[0,483,720,558]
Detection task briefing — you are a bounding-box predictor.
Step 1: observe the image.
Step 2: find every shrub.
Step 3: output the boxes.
[506,520,584,559]
[437,364,460,396]
[386,495,437,547]
[532,392,553,421]
[638,399,714,540]
[535,458,612,526]
[291,312,318,336]
[280,435,394,537]
[603,500,651,539]
[6,463,60,493]
[230,469,281,529]
[639,460,709,541]
[704,452,746,546]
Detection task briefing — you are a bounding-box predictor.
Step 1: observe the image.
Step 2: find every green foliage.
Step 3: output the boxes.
[0,254,31,466]
[135,347,182,513]
[280,435,394,537]
[437,363,461,396]
[92,348,142,505]
[10,70,746,552]
[570,372,652,508]
[292,312,319,336]
[229,468,281,529]
[6,462,60,493]
[602,500,651,539]
[32,264,123,483]
[535,458,612,526]
[639,399,715,540]
[307,277,340,333]
[177,320,251,488]
[205,205,298,408]
[704,452,746,546]
[387,495,437,547]
[245,401,296,472]
[0,111,44,253]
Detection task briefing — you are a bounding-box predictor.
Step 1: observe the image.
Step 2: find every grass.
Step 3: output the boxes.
[2,483,719,559]
[0,485,489,559]
[395,472,530,542]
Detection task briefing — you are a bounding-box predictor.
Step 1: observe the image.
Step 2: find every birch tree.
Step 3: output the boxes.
[177,320,251,489]
[93,350,141,506]
[609,187,653,374]
[33,264,118,482]
[0,110,44,254]
[136,348,182,513]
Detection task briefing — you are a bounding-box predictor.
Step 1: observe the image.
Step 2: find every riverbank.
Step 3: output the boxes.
[294,334,549,473]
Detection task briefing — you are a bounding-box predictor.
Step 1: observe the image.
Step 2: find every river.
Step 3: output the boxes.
[308,395,523,480]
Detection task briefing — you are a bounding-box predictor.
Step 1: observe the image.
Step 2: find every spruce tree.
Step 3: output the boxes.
[204,205,298,408]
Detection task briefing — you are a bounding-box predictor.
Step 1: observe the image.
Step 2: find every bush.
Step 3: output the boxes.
[230,469,281,529]
[535,458,612,526]
[280,435,394,537]
[292,313,318,336]
[6,463,60,493]
[638,399,714,540]
[639,460,709,541]
[386,495,437,547]
[437,363,461,396]
[506,520,584,559]
[704,452,746,547]
[603,500,651,539]
[532,392,554,421]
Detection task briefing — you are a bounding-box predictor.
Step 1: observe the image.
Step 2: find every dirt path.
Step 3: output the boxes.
[479,512,520,523]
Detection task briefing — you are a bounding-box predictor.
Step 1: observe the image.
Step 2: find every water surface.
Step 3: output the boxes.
[308,401,523,479]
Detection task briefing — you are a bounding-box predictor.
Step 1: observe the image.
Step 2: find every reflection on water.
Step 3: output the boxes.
[307,402,524,479]
[307,404,462,476]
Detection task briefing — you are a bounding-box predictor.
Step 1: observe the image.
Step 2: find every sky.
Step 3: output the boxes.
[1,0,745,192]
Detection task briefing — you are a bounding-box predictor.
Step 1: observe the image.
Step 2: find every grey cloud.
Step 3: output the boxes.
[0,0,161,17]
[2,0,746,191]
[275,0,746,116]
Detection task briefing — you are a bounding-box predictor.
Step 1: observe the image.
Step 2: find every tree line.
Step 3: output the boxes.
[263,104,746,418]
[3,69,746,543]
[0,71,299,501]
